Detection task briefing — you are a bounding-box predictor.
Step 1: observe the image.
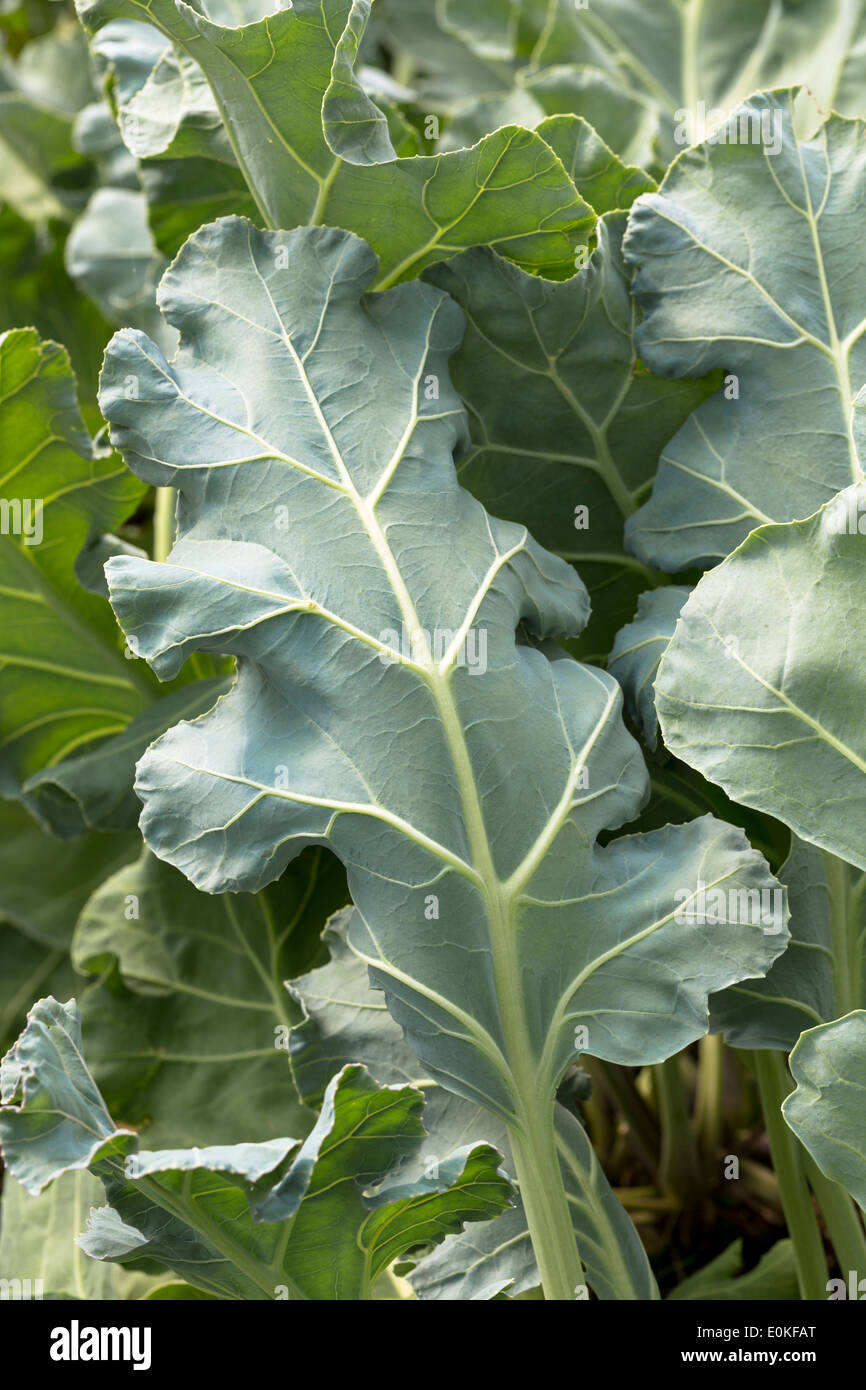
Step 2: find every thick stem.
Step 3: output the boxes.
[153,486,176,565]
[752,1050,829,1300]
[656,1054,702,1206]
[508,1109,584,1301]
[804,1152,866,1281]
[695,1034,725,1171]
[822,850,861,1017]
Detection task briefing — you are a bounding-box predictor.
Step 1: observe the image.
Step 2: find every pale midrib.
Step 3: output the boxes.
[680,0,704,115]
[790,125,860,482]
[278,298,564,1130]
[129,1166,299,1299]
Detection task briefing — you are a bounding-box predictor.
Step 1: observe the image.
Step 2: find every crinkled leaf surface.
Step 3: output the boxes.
[99,219,787,1178]
[783,1011,866,1211]
[89,19,259,254]
[77,0,594,284]
[424,215,717,660]
[624,92,866,572]
[656,483,866,871]
[0,997,136,1193]
[288,908,658,1300]
[0,999,512,1299]
[608,586,690,747]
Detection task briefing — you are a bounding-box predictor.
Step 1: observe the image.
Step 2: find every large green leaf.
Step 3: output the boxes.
[437,1,866,158]
[24,674,230,834]
[98,216,787,1294]
[289,907,658,1300]
[89,19,259,253]
[709,839,840,1053]
[70,846,347,1147]
[424,215,716,660]
[783,1011,866,1211]
[0,998,513,1299]
[624,92,866,572]
[0,328,156,807]
[76,0,593,284]
[656,483,866,872]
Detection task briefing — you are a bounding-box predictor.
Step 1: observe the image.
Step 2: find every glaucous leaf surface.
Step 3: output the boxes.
[783,1011,866,1211]
[97,209,786,1286]
[89,19,259,253]
[425,215,716,660]
[624,92,866,571]
[289,908,658,1300]
[709,839,840,1053]
[65,187,173,347]
[656,483,866,871]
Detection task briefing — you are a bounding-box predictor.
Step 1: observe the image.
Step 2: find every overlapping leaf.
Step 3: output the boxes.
[434,2,866,161]
[425,214,715,660]
[76,0,594,283]
[288,908,658,1299]
[0,329,156,808]
[70,846,347,1147]
[0,998,513,1299]
[625,92,866,571]
[608,587,690,748]
[96,215,786,1295]
[783,1012,866,1211]
[656,482,866,871]
[708,837,861,1054]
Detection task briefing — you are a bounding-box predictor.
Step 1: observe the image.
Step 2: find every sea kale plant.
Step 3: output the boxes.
[0,0,865,1304]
